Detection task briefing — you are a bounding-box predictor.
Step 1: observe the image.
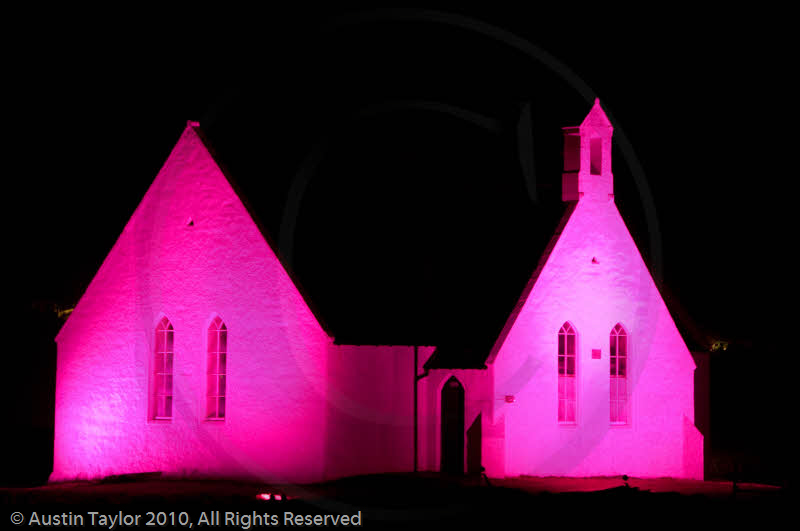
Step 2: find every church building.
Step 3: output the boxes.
[50,100,703,483]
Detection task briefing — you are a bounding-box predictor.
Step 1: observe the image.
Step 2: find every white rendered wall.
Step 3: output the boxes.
[325,345,436,479]
[52,124,332,484]
[491,198,702,479]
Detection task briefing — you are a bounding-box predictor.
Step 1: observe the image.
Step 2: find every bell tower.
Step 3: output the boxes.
[562,99,614,202]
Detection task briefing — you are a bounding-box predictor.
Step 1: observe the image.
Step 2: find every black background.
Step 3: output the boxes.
[7,7,791,485]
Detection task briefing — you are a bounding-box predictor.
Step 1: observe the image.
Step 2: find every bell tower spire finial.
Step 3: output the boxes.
[561,100,614,202]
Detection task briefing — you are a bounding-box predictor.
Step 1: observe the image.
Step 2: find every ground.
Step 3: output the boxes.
[2,474,790,529]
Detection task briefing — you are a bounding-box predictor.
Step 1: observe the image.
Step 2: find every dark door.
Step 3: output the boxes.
[440,376,465,475]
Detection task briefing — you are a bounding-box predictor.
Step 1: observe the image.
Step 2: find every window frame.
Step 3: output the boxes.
[557,322,578,425]
[205,316,227,421]
[152,317,174,421]
[609,323,629,426]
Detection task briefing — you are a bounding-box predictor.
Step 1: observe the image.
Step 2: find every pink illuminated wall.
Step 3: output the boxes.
[52,123,332,484]
[416,368,495,475]
[487,101,703,479]
[51,101,702,484]
[325,345,435,478]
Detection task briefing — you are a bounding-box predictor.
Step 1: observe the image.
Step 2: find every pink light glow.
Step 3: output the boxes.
[51,123,332,484]
[487,100,702,478]
[257,493,271,501]
[51,101,702,485]
[50,122,440,484]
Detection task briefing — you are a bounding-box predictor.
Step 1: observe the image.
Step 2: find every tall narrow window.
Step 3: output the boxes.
[153,317,174,420]
[558,322,577,423]
[610,323,628,424]
[590,137,602,175]
[206,317,227,420]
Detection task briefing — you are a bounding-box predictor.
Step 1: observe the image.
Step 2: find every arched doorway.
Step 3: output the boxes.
[440,376,465,475]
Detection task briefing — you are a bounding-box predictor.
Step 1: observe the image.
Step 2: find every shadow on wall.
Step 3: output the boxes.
[466,413,482,475]
[691,350,711,480]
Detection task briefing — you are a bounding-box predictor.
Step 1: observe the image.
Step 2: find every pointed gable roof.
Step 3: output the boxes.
[482,201,577,366]
[57,121,332,341]
[190,124,334,337]
[427,100,695,370]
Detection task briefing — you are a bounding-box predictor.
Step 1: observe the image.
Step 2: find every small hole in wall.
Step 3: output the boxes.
[592,257,599,264]
[187,218,194,227]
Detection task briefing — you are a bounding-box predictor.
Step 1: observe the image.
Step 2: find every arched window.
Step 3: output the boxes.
[206,317,227,420]
[153,317,174,420]
[610,323,628,424]
[558,322,577,423]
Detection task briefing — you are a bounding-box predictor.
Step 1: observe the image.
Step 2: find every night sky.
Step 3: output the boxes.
[9,7,791,483]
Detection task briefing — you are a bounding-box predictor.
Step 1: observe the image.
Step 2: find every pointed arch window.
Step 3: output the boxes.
[610,323,628,424]
[153,317,174,420]
[206,317,227,420]
[558,322,577,424]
